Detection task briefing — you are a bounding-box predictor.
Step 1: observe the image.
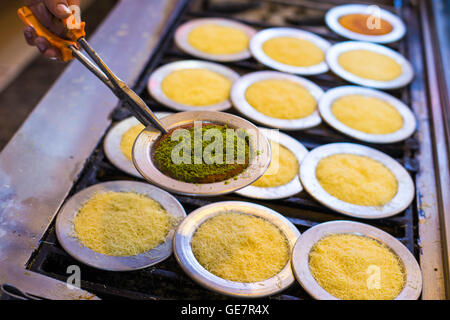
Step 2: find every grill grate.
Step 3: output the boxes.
[27,0,421,300]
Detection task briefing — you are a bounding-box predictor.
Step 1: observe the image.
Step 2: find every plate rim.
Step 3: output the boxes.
[326,41,414,89]
[174,17,257,62]
[325,4,406,43]
[173,201,301,298]
[231,70,323,131]
[132,111,272,196]
[299,142,415,219]
[249,27,331,75]
[103,112,174,178]
[291,220,423,300]
[318,85,416,143]
[235,128,308,199]
[55,180,186,271]
[147,60,240,112]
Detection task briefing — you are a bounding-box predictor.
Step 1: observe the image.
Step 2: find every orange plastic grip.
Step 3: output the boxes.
[17,6,85,62]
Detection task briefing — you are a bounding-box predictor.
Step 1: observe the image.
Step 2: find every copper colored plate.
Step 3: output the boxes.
[325,4,406,43]
[318,86,416,144]
[133,111,271,196]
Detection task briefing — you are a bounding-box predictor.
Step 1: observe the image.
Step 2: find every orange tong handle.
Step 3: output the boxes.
[63,14,86,41]
[17,6,85,62]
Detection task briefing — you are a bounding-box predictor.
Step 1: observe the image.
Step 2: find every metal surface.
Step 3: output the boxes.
[299,143,415,219]
[419,0,450,298]
[103,112,173,178]
[235,128,308,200]
[249,28,331,75]
[148,60,239,111]
[291,220,422,300]
[174,18,256,62]
[0,0,184,299]
[326,41,414,89]
[318,86,416,144]
[173,201,300,298]
[231,71,323,130]
[56,181,186,271]
[133,111,271,196]
[325,4,406,43]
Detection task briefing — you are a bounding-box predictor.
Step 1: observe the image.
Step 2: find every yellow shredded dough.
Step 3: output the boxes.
[73,192,172,256]
[191,212,289,282]
[332,95,403,134]
[262,36,325,67]
[338,50,402,81]
[316,154,398,206]
[245,79,317,119]
[309,234,406,300]
[162,69,232,106]
[252,140,299,188]
[187,24,249,55]
[120,124,145,161]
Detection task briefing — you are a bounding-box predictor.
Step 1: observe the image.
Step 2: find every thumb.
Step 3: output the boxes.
[44,0,72,19]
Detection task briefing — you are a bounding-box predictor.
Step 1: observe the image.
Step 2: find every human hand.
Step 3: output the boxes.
[23,0,81,60]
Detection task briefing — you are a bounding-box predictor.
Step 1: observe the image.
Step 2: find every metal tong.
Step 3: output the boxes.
[17,6,168,134]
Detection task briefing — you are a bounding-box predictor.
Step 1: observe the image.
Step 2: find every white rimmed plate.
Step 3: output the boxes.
[103,112,173,178]
[173,201,300,298]
[299,143,414,219]
[148,60,240,112]
[319,86,416,143]
[325,4,406,43]
[133,111,271,196]
[249,27,331,75]
[291,220,422,300]
[231,71,323,130]
[55,181,186,271]
[235,128,308,199]
[174,18,256,62]
[326,41,414,89]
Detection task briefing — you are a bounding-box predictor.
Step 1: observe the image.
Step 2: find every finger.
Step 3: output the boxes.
[29,2,67,38]
[44,0,72,19]
[34,36,51,53]
[43,47,61,60]
[24,26,37,46]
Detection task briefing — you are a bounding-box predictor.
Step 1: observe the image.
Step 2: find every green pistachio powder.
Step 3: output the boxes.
[153,125,250,183]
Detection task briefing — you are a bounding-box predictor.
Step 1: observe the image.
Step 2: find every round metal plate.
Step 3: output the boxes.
[249,27,331,75]
[231,71,323,130]
[326,41,414,89]
[319,86,416,144]
[299,143,415,219]
[291,220,422,300]
[103,112,173,178]
[235,128,308,199]
[325,4,406,44]
[147,60,240,112]
[55,181,186,271]
[174,18,256,62]
[173,201,301,298]
[133,111,271,196]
